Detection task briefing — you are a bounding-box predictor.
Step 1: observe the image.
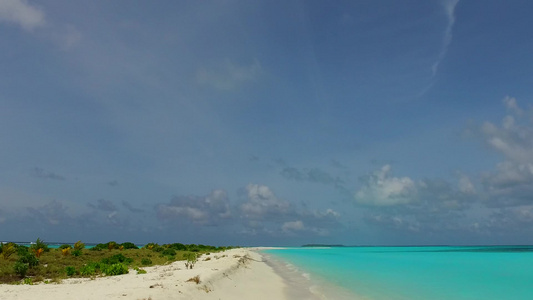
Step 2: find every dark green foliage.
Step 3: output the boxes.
[13,262,28,277]
[102,263,129,276]
[169,243,186,250]
[90,243,107,251]
[120,242,138,249]
[18,253,39,268]
[162,248,176,256]
[17,246,29,256]
[65,266,76,276]
[101,254,133,265]
[141,258,152,266]
[72,249,82,257]
[152,246,164,252]
[91,241,116,251]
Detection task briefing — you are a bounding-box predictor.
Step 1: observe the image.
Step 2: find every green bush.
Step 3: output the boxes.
[65,266,76,277]
[152,246,164,252]
[184,252,197,269]
[169,243,187,250]
[120,242,138,249]
[101,254,133,265]
[141,258,152,266]
[18,253,39,268]
[90,243,106,251]
[59,244,72,250]
[17,246,29,256]
[162,248,176,256]
[103,263,129,276]
[13,262,28,277]
[79,264,96,276]
[72,249,82,257]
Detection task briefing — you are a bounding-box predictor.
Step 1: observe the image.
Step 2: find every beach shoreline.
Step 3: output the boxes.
[0,248,316,300]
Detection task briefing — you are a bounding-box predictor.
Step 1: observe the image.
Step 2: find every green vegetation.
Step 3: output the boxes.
[184,252,197,269]
[1,243,16,260]
[0,239,236,284]
[65,266,76,277]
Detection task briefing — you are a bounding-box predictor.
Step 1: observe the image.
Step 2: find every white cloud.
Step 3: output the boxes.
[458,173,476,194]
[156,189,231,225]
[197,59,262,90]
[241,183,290,218]
[282,220,304,233]
[0,0,45,31]
[354,165,417,206]
[480,99,533,164]
[479,98,533,206]
[503,96,523,116]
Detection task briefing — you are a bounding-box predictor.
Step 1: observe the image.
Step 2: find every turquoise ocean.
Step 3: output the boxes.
[263,246,533,300]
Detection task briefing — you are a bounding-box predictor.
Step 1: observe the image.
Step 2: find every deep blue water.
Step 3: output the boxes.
[264,246,533,300]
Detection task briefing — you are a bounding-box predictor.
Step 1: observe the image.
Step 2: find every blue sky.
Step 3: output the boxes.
[1,0,533,246]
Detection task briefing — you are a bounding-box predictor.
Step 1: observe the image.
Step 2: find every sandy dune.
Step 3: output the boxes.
[0,248,300,300]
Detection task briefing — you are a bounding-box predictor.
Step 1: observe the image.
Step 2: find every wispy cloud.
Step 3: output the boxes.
[31,167,65,181]
[431,0,460,77]
[0,0,45,31]
[196,59,262,91]
[88,199,118,212]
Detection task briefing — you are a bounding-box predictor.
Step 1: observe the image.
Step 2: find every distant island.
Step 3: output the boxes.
[301,244,346,247]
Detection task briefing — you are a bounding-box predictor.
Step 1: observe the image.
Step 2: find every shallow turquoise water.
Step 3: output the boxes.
[264,246,533,300]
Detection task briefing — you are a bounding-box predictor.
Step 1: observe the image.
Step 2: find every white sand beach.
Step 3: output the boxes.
[0,248,312,300]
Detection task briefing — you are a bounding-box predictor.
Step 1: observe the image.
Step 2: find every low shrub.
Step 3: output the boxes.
[101,254,133,265]
[120,242,138,249]
[13,262,28,277]
[103,263,129,276]
[184,252,197,269]
[152,246,164,252]
[72,249,82,257]
[169,243,186,251]
[141,258,152,266]
[18,253,39,268]
[79,264,96,276]
[161,249,176,256]
[65,266,76,277]
[17,246,29,256]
